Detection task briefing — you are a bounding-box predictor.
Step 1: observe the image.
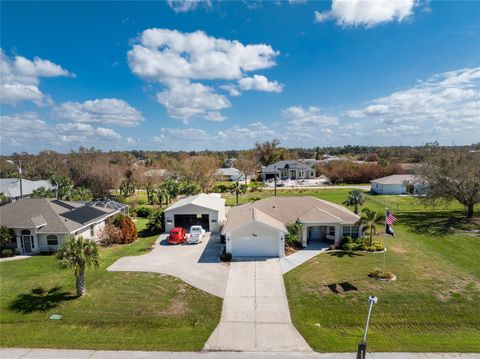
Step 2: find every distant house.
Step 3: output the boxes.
[144,169,168,178]
[261,160,316,181]
[216,167,246,182]
[0,198,127,255]
[371,174,425,195]
[0,178,53,203]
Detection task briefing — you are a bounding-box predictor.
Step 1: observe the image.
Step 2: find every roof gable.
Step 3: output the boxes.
[165,193,225,212]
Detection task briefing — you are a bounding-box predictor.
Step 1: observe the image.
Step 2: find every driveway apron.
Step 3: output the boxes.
[204,259,312,352]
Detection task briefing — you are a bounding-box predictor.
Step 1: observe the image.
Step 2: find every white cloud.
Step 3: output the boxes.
[126,137,136,145]
[374,124,421,136]
[348,67,480,130]
[0,113,122,151]
[166,0,211,13]
[315,0,416,27]
[1,49,72,105]
[238,75,283,93]
[128,29,281,121]
[55,98,144,127]
[220,84,241,97]
[283,106,339,127]
[156,81,230,122]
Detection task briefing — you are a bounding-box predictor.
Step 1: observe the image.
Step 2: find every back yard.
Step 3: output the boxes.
[0,218,222,351]
[282,191,480,352]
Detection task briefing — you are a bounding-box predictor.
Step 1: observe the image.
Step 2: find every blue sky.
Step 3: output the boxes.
[1,0,479,154]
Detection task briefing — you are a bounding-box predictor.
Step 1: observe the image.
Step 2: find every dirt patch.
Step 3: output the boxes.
[389,245,408,254]
[434,275,480,302]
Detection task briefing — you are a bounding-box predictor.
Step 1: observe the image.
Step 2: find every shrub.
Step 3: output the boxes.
[342,243,357,251]
[368,266,395,280]
[135,206,152,218]
[249,182,263,193]
[285,222,303,248]
[211,183,229,193]
[113,214,138,244]
[341,236,353,245]
[1,248,14,257]
[147,209,164,234]
[98,224,124,246]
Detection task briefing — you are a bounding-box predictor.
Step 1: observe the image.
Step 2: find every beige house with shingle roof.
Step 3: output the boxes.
[222,196,361,258]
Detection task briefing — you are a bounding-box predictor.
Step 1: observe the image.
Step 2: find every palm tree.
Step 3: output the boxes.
[57,236,99,297]
[356,208,384,246]
[153,185,169,206]
[229,181,247,206]
[343,190,366,214]
[50,175,73,200]
[119,179,135,198]
[163,179,179,204]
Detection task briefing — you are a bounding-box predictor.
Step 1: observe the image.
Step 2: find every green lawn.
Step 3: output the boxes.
[0,218,222,351]
[283,193,480,352]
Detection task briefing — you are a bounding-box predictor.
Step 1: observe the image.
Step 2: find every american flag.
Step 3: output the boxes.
[386,209,397,225]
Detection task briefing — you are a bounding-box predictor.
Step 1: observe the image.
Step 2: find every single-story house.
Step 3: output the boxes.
[0,198,127,255]
[216,167,246,182]
[261,160,316,182]
[0,178,53,203]
[164,193,226,232]
[370,174,425,195]
[222,196,361,258]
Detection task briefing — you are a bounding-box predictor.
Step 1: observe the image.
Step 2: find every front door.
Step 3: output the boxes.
[22,235,32,254]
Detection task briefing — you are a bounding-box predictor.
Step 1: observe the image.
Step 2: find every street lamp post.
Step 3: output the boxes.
[357,295,378,359]
[6,160,23,200]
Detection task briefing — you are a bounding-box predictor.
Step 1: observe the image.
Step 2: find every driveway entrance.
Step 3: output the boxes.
[204,259,311,352]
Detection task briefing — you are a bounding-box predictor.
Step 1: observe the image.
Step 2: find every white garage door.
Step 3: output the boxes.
[231,237,279,257]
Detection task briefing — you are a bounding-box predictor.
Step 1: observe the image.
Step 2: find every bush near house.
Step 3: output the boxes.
[134,206,152,218]
[1,249,15,258]
[113,214,138,244]
[147,209,164,234]
[341,236,384,252]
[285,222,303,248]
[98,224,124,246]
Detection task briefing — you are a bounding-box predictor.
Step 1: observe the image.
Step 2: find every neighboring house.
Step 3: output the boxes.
[164,193,226,232]
[222,196,360,258]
[261,160,316,181]
[216,167,246,182]
[0,198,127,255]
[0,178,53,202]
[144,169,168,178]
[371,174,425,195]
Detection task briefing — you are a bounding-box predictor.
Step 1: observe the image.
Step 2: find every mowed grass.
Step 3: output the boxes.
[0,218,222,351]
[281,191,480,352]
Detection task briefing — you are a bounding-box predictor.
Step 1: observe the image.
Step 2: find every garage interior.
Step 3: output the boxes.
[174,214,210,231]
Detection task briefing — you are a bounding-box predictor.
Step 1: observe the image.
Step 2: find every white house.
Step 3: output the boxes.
[222,196,360,258]
[0,198,127,255]
[261,160,316,182]
[163,193,226,232]
[216,167,246,182]
[0,178,53,202]
[371,174,425,195]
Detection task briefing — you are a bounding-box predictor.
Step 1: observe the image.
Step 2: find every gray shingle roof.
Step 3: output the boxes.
[262,160,313,173]
[370,174,420,185]
[0,198,116,234]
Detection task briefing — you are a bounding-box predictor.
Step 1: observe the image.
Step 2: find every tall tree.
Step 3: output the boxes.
[418,150,480,218]
[254,139,284,166]
[119,178,135,198]
[235,152,259,185]
[49,175,73,200]
[343,190,366,214]
[356,208,384,246]
[57,236,99,297]
[180,156,219,192]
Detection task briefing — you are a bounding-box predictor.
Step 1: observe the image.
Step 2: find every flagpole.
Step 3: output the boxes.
[384,208,387,274]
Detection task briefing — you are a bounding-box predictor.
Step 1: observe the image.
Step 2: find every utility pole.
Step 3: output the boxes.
[357,296,378,359]
[274,165,277,196]
[6,160,23,199]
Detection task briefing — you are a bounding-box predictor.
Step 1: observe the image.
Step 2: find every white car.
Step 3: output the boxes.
[187,225,206,244]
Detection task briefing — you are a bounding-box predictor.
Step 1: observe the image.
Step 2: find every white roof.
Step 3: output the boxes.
[371,174,419,185]
[0,178,53,198]
[165,193,225,212]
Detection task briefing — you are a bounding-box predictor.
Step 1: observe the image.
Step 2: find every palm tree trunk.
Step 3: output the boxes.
[467,204,474,218]
[369,229,373,246]
[354,205,358,214]
[76,265,86,297]
[235,191,239,206]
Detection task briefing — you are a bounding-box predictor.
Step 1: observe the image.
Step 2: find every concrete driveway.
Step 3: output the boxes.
[204,259,312,352]
[108,233,229,298]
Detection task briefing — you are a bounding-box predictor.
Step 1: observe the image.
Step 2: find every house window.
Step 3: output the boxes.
[47,235,58,246]
[351,226,359,239]
[342,226,351,237]
[90,225,95,236]
[31,236,35,249]
[329,226,335,236]
[342,226,359,238]
[311,171,314,176]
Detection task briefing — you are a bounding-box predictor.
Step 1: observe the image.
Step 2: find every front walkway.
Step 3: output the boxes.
[204,259,311,352]
[280,242,329,274]
[2,348,478,358]
[0,255,31,263]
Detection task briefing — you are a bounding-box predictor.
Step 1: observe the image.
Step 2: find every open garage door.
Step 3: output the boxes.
[174,214,210,231]
[231,237,279,257]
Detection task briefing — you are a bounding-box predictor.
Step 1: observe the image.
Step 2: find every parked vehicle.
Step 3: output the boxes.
[168,227,186,244]
[187,225,206,244]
